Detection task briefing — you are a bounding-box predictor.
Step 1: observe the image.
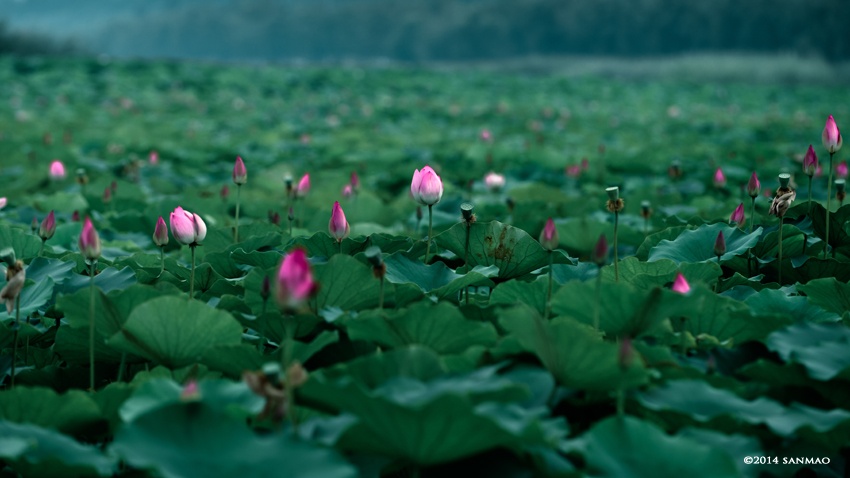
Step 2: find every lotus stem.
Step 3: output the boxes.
[807,175,813,216]
[11,296,20,388]
[38,239,45,257]
[425,204,433,264]
[545,251,554,320]
[117,352,127,382]
[159,247,165,276]
[749,196,756,235]
[613,211,620,282]
[593,265,602,331]
[464,219,471,304]
[89,260,96,391]
[616,387,625,417]
[824,152,835,259]
[235,184,241,243]
[679,317,687,357]
[189,245,196,300]
[378,276,385,310]
[778,215,785,285]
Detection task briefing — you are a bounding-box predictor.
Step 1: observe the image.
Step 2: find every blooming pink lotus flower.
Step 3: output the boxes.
[169,206,207,246]
[480,129,492,142]
[822,115,843,154]
[837,161,848,179]
[410,165,443,206]
[39,211,56,240]
[713,168,726,188]
[730,203,746,226]
[566,164,581,178]
[539,218,559,251]
[232,156,247,185]
[153,216,169,247]
[49,160,66,179]
[296,174,310,198]
[803,145,818,177]
[714,231,726,257]
[276,248,316,309]
[78,217,102,260]
[328,201,350,243]
[0,197,6,210]
[484,171,506,191]
[747,172,761,198]
[672,272,690,294]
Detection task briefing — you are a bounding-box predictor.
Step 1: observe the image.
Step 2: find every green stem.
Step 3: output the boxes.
[593,266,602,332]
[281,325,298,433]
[379,277,385,310]
[117,352,127,382]
[89,260,96,391]
[11,296,20,388]
[545,251,554,320]
[778,215,784,285]
[235,184,241,243]
[39,239,45,257]
[613,211,620,282]
[679,317,687,357]
[258,299,267,352]
[159,247,164,276]
[825,152,835,259]
[464,222,471,305]
[750,197,756,235]
[616,386,625,417]
[807,175,813,216]
[425,204,433,264]
[189,245,196,300]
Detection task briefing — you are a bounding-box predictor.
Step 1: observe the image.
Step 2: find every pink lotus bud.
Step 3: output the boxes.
[149,150,159,165]
[39,211,56,240]
[672,272,690,294]
[0,197,6,210]
[180,380,200,401]
[714,231,726,257]
[593,234,608,266]
[581,157,589,171]
[328,201,350,243]
[153,216,169,247]
[822,115,843,154]
[342,184,353,198]
[296,174,310,198]
[350,171,360,190]
[169,206,207,245]
[566,164,581,178]
[276,248,316,309]
[72,210,80,222]
[78,217,102,261]
[102,186,112,204]
[49,160,66,179]
[838,161,848,179]
[220,184,229,200]
[729,203,746,226]
[484,171,505,191]
[713,168,726,188]
[802,145,818,177]
[232,156,247,185]
[747,172,761,198]
[480,129,492,142]
[410,165,443,206]
[31,217,38,234]
[539,218,559,251]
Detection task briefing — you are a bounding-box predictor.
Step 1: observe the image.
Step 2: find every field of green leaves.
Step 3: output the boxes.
[1,56,849,477]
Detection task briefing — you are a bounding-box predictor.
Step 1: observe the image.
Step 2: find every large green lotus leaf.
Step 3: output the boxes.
[743,288,838,323]
[203,224,284,255]
[23,257,75,285]
[739,360,850,410]
[779,257,850,283]
[90,383,134,434]
[434,221,572,280]
[0,386,103,435]
[0,277,54,320]
[0,420,117,478]
[345,302,498,354]
[551,281,683,338]
[202,332,338,378]
[797,278,850,316]
[550,262,599,284]
[204,251,248,279]
[677,428,763,478]
[383,252,495,300]
[287,232,370,259]
[310,346,447,390]
[567,416,739,478]
[242,267,273,316]
[119,378,262,424]
[48,222,83,253]
[639,379,850,439]
[301,364,564,465]
[674,285,790,344]
[315,254,422,310]
[807,202,850,248]
[750,224,808,260]
[490,279,548,315]
[599,257,722,290]
[112,253,189,285]
[111,403,357,478]
[106,296,243,369]
[648,223,762,264]
[635,225,690,261]
[0,321,41,350]
[764,321,850,381]
[53,322,127,364]
[500,307,648,390]
[58,266,137,295]
[0,225,43,261]
[230,248,282,272]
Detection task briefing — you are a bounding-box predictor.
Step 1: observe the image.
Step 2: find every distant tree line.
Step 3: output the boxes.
[95,0,850,61]
[0,21,76,56]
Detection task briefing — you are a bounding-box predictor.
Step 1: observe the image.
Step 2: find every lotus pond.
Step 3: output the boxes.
[1,56,850,477]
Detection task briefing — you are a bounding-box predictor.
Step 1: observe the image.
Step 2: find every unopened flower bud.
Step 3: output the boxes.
[539,218,559,251]
[714,231,726,258]
[39,211,56,241]
[747,172,761,198]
